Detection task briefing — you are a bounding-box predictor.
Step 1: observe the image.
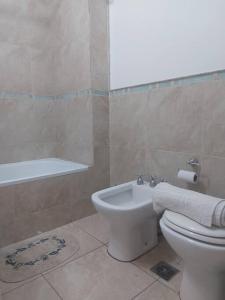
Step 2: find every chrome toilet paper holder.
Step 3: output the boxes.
[187,158,201,175]
[187,158,200,167]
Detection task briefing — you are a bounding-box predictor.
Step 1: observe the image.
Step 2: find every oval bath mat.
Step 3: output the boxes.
[0,229,80,283]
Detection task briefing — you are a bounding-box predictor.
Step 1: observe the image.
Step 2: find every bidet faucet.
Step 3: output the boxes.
[149,175,167,187]
[136,175,145,185]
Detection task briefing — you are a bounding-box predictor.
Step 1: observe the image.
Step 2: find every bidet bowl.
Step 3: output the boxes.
[92,181,158,261]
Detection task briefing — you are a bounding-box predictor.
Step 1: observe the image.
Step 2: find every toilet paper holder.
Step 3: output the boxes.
[186,158,201,175]
[187,158,200,167]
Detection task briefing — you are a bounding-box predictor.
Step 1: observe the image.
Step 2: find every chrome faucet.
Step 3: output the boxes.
[149,175,167,187]
[136,175,145,185]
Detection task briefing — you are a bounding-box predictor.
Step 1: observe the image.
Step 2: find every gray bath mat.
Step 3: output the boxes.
[0,229,80,283]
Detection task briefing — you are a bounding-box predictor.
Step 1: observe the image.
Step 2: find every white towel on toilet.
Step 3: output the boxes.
[152,182,225,227]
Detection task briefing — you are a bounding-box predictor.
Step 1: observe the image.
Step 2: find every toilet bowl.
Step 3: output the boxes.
[92,181,158,261]
[160,210,225,300]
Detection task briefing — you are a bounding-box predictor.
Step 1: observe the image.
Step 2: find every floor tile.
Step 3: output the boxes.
[0,275,41,295]
[75,213,110,243]
[133,281,180,300]
[42,221,103,273]
[158,271,183,293]
[133,236,183,292]
[45,246,156,300]
[58,221,103,257]
[2,277,61,300]
[0,221,102,294]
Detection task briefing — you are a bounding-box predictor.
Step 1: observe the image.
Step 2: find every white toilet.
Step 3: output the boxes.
[92,181,158,261]
[160,210,225,300]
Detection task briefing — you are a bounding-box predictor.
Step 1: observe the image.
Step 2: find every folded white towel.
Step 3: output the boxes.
[153,182,225,227]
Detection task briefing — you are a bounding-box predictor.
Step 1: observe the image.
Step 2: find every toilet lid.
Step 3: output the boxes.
[162,210,225,245]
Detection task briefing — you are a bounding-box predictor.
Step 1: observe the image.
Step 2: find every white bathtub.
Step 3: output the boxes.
[0,158,88,187]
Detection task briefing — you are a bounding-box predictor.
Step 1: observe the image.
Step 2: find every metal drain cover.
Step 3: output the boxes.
[151,261,179,281]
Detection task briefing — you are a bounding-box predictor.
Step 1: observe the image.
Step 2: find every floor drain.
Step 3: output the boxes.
[151,261,179,281]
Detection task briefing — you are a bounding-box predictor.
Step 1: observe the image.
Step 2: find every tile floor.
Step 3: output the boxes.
[0,214,182,300]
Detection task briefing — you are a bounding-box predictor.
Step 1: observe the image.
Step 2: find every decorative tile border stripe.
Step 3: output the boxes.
[0,89,108,101]
[1,69,225,100]
[109,69,225,96]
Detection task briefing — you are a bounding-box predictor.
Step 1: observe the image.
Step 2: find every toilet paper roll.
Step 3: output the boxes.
[177,170,198,184]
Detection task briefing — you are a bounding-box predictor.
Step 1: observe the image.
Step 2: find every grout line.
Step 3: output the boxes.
[42,274,63,300]
[1,275,42,296]
[74,223,108,246]
[131,280,157,300]
[157,277,181,295]
[131,262,159,281]
[1,245,105,297]
[42,244,104,276]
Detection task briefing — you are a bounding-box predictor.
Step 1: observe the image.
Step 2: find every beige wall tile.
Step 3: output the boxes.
[109,79,225,200]
[110,93,148,148]
[89,0,109,90]
[110,145,147,186]
[0,42,31,93]
[147,85,202,153]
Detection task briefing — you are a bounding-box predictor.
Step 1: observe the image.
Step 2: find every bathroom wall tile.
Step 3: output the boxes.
[44,247,155,300]
[14,175,76,216]
[92,96,109,147]
[200,80,225,157]
[2,277,61,300]
[110,145,147,186]
[0,99,62,150]
[146,150,207,193]
[201,79,225,123]
[202,122,225,157]
[0,42,31,93]
[0,186,16,228]
[92,145,109,190]
[91,74,109,91]
[89,0,109,90]
[55,96,93,165]
[0,3,52,47]
[75,147,110,202]
[110,93,148,148]
[51,0,90,46]
[0,140,59,164]
[57,141,93,166]
[31,41,90,96]
[27,0,61,23]
[146,85,202,153]
[30,46,59,96]
[54,41,91,94]
[0,0,109,249]
[201,155,225,199]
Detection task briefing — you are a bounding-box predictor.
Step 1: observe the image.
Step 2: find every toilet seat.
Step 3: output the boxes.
[162,210,225,245]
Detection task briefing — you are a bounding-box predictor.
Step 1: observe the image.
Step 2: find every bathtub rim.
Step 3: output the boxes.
[0,158,89,187]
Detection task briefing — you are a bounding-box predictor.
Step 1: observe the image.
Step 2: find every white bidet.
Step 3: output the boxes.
[92,181,158,261]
